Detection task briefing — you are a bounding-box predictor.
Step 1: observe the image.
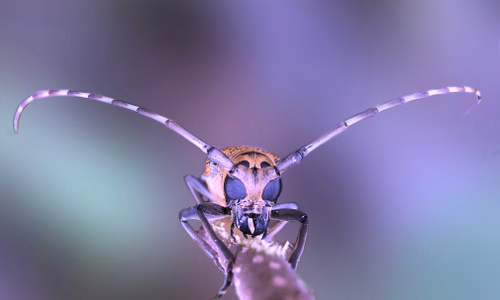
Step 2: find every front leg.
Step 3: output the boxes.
[184,174,215,204]
[271,208,308,270]
[179,203,234,299]
[265,202,300,241]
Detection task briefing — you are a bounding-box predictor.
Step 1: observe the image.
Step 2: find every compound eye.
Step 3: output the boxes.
[224,176,247,200]
[262,179,281,201]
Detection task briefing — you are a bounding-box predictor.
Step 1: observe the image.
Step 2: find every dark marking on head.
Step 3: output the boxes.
[252,167,258,176]
[260,161,271,168]
[238,160,250,168]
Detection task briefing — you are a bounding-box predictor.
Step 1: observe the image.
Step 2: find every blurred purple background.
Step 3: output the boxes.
[1,0,500,299]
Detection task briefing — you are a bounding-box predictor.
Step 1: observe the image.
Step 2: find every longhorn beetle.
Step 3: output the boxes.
[14,86,482,298]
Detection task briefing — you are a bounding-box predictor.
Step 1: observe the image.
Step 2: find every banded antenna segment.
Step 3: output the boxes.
[13,89,235,170]
[276,86,482,173]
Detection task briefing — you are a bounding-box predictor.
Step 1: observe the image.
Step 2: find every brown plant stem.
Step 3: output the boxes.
[201,219,314,300]
[232,242,314,300]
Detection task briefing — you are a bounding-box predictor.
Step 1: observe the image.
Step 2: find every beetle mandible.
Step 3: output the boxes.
[13,86,482,298]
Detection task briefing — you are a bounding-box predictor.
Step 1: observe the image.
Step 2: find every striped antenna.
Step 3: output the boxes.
[276,86,482,173]
[13,89,234,170]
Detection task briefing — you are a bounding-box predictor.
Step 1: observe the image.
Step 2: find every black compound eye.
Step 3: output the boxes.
[224,176,247,200]
[262,179,281,201]
[260,161,271,168]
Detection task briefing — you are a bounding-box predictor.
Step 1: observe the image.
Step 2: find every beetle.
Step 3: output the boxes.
[13,86,482,298]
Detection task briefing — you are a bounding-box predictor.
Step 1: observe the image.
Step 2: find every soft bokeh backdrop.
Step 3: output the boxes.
[1,0,500,299]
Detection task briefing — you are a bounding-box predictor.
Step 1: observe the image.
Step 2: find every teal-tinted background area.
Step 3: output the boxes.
[1,1,500,299]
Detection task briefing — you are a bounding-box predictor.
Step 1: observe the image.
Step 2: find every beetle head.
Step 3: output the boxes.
[224,152,282,238]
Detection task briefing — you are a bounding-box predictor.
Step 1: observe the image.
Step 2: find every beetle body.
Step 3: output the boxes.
[13,86,482,299]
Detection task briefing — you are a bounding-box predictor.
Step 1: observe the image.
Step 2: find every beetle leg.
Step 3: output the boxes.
[179,206,224,271]
[184,174,215,204]
[196,204,235,299]
[270,208,308,270]
[265,202,299,241]
[180,203,234,299]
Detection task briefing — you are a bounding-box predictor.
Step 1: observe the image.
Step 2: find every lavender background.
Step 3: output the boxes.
[1,1,500,299]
